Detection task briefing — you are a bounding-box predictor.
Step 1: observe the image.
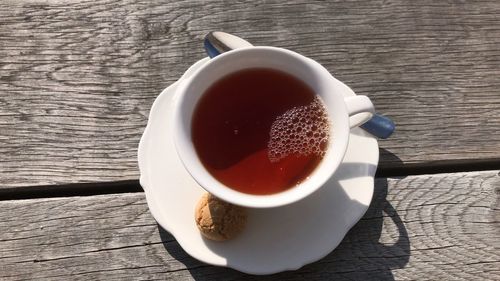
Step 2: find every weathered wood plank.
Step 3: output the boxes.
[1,171,498,280]
[1,0,500,188]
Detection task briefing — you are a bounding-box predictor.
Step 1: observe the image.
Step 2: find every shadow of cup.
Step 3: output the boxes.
[159,165,410,279]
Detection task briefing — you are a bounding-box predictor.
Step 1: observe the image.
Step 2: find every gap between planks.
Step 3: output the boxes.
[0,160,499,201]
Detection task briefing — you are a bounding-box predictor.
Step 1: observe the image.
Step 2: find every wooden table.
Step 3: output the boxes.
[1,1,499,280]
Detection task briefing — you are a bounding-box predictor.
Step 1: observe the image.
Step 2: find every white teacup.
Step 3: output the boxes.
[173,47,374,208]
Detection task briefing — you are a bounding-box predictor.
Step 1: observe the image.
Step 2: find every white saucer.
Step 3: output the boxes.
[138,58,379,275]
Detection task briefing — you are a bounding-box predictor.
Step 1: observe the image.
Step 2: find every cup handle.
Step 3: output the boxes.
[344,95,375,128]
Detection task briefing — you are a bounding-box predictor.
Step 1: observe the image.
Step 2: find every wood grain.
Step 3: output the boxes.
[1,171,499,280]
[1,0,500,188]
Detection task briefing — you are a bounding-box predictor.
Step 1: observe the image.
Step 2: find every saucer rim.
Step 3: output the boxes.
[138,58,379,275]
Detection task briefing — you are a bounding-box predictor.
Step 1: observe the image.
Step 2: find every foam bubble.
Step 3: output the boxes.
[268,96,331,162]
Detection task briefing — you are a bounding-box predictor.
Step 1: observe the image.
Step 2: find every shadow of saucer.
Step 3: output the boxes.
[159,149,410,280]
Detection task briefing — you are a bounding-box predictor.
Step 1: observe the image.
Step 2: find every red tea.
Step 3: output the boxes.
[191,68,330,195]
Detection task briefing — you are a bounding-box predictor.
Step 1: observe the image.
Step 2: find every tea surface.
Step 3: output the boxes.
[192,68,329,195]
